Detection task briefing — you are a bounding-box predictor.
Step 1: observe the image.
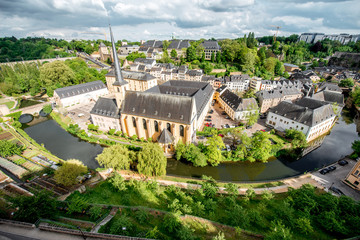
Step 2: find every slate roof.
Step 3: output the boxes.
[54,81,107,99]
[269,98,335,127]
[318,82,342,93]
[220,89,258,111]
[168,40,191,49]
[312,90,344,106]
[99,42,106,47]
[122,91,194,124]
[187,70,203,76]
[107,70,156,82]
[143,40,163,48]
[201,41,221,50]
[122,80,214,124]
[134,58,156,65]
[90,98,120,119]
[157,128,175,143]
[256,87,302,100]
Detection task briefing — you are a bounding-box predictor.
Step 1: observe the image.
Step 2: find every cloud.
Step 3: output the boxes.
[0,0,359,41]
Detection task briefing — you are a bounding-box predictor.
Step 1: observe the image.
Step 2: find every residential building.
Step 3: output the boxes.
[344,160,360,191]
[219,89,258,121]
[106,70,157,93]
[53,81,109,108]
[298,33,360,44]
[90,97,121,131]
[185,69,203,81]
[224,74,251,92]
[168,40,191,58]
[317,82,342,93]
[119,45,140,55]
[201,41,221,60]
[133,58,156,69]
[311,89,344,110]
[256,87,303,113]
[120,81,214,147]
[99,42,112,62]
[266,98,336,142]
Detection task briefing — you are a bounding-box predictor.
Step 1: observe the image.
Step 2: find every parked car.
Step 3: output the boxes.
[218,134,224,137]
[225,124,230,128]
[320,168,329,175]
[225,116,230,119]
[222,112,226,115]
[198,136,205,139]
[207,116,212,118]
[226,145,231,152]
[328,166,336,172]
[208,110,214,114]
[260,114,267,119]
[329,186,344,196]
[338,160,348,166]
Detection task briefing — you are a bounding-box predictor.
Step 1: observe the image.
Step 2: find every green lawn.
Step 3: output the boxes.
[0,101,15,109]
[66,179,359,240]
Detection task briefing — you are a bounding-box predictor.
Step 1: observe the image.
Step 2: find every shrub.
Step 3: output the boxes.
[108,129,116,135]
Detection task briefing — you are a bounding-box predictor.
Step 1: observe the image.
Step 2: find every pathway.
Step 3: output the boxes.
[91,207,118,233]
[118,171,323,195]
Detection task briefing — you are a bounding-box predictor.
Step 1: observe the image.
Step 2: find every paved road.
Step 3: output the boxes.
[0,225,97,240]
[0,231,40,240]
[312,158,360,201]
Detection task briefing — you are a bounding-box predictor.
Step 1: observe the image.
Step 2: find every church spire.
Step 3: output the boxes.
[109,24,127,86]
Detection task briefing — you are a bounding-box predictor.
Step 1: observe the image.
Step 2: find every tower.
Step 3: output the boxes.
[109,25,129,108]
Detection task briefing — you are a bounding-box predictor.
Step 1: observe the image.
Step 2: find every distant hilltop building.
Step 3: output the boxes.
[299,33,360,45]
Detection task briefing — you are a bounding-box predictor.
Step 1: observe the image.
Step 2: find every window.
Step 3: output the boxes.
[154,121,159,132]
[167,123,171,133]
[143,119,147,130]
[355,170,359,176]
[354,181,359,185]
[180,125,184,137]
[132,117,136,128]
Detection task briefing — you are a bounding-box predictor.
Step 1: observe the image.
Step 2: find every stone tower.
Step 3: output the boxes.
[109,25,129,108]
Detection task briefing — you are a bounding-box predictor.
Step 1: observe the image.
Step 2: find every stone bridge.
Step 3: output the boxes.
[0,57,76,68]
[11,102,49,115]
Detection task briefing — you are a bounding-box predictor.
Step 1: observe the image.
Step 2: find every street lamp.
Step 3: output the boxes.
[77,226,86,240]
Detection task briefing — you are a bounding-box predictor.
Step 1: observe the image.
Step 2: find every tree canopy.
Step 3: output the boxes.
[54,159,88,186]
[0,140,24,157]
[96,144,134,171]
[137,143,167,176]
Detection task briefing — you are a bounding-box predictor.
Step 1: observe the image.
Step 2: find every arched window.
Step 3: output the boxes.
[154,121,159,132]
[180,125,184,137]
[143,119,147,130]
[167,123,171,133]
[132,117,136,128]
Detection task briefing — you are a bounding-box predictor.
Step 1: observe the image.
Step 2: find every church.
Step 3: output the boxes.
[90,26,214,150]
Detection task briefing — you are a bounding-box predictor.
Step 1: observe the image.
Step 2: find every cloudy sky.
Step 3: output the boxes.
[1,0,359,41]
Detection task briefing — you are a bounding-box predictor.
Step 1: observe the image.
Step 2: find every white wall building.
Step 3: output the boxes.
[266,98,336,142]
[54,81,109,108]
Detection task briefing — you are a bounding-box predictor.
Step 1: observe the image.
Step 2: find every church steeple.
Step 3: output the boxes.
[109,24,127,86]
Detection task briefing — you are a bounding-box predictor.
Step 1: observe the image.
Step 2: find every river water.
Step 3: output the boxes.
[24,113,359,182]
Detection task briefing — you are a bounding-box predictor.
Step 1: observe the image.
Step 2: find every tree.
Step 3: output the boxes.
[96,144,133,171]
[54,159,88,186]
[186,45,197,62]
[246,108,259,127]
[126,51,146,61]
[285,129,307,149]
[137,143,167,176]
[0,140,24,157]
[110,173,127,191]
[170,49,178,58]
[339,78,354,88]
[204,136,225,166]
[175,142,207,167]
[243,89,256,98]
[352,140,360,154]
[39,61,74,96]
[211,52,215,62]
[42,104,52,114]
[248,131,273,162]
[11,191,58,223]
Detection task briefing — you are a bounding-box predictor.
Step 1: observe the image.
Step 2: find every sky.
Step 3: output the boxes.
[1,0,359,41]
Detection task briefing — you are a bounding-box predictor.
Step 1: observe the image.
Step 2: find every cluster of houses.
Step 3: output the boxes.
[53,25,353,154]
[51,28,360,194]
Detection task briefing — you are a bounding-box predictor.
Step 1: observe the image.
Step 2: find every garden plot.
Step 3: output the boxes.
[0,157,28,178]
[7,155,43,172]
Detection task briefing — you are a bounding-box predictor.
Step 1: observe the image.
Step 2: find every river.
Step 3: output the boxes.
[24,112,359,182]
